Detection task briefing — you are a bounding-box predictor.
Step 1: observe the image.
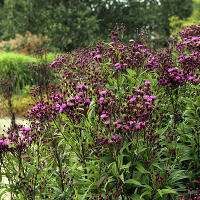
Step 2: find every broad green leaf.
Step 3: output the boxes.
[161,188,177,195]
[125,179,142,186]
[136,163,150,174]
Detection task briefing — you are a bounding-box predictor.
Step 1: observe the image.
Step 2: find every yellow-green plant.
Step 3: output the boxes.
[170,0,200,35]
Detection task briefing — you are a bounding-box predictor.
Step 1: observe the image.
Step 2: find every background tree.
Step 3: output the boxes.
[170,0,200,35]
[0,0,194,51]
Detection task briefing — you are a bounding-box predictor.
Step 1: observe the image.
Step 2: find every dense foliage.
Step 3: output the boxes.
[0,0,194,51]
[0,24,200,199]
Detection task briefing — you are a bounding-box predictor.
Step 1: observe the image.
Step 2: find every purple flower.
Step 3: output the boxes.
[129,39,134,43]
[125,125,130,130]
[150,95,156,100]
[85,98,91,104]
[67,103,75,107]
[115,63,121,70]
[61,104,67,109]
[111,135,118,140]
[188,76,194,80]
[118,47,124,51]
[105,120,110,125]
[50,60,57,67]
[129,121,136,125]
[109,42,115,46]
[99,97,105,103]
[145,81,151,86]
[24,128,32,131]
[108,140,114,145]
[100,90,107,95]
[94,54,101,59]
[113,120,123,125]
[130,97,136,102]
[101,114,107,119]
[76,84,87,90]
[69,97,75,101]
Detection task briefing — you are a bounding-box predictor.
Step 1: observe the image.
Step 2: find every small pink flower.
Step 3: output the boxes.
[188,76,194,80]
[105,120,110,125]
[101,114,107,119]
[150,95,156,100]
[24,128,31,131]
[130,97,136,102]
[115,63,121,70]
[50,60,57,67]
[111,135,118,140]
[99,97,105,103]
[94,54,101,59]
[109,42,115,46]
[76,84,87,90]
[108,140,114,145]
[61,104,67,109]
[100,90,107,95]
[145,81,151,86]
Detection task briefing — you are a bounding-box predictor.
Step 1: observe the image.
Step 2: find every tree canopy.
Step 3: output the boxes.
[0,0,194,51]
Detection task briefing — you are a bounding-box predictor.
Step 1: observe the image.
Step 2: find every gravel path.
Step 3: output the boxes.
[0,117,29,135]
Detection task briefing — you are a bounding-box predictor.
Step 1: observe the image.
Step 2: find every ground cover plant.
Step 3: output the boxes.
[0,25,200,200]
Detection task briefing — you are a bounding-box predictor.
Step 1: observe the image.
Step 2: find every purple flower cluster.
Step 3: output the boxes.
[0,125,34,154]
[176,24,200,50]
[95,83,156,139]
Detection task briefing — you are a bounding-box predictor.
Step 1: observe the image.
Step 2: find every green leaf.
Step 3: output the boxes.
[120,173,124,183]
[131,194,144,200]
[161,188,177,195]
[100,156,114,164]
[157,189,163,197]
[136,162,150,174]
[126,68,137,77]
[125,179,142,186]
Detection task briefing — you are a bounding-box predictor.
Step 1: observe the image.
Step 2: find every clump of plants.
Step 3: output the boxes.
[0,24,200,199]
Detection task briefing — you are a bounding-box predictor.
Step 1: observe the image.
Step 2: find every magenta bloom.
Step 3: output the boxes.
[101,114,107,119]
[50,60,57,67]
[85,99,91,104]
[99,97,105,103]
[24,128,32,131]
[94,54,101,59]
[150,95,156,100]
[129,121,136,125]
[76,84,87,90]
[111,135,118,140]
[69,97,75,101]
[108,140,114,145]
[109,42,115,46]
[115,63,121,70]
[188,76,194,80]
[61,104,67,109]
[118,47,124,51]
[100,90,107,95]
[105,120,110,125]
[130,97,136,102]
[67,103,74,107]
[145,81,151,86]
